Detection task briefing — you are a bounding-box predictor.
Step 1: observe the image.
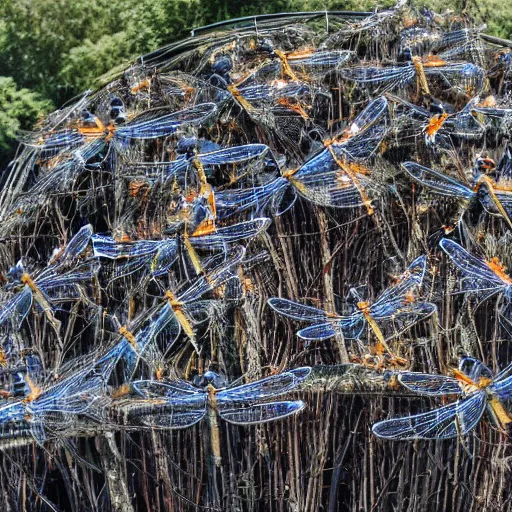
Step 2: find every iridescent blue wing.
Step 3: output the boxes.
[399,372,462,396]
[189,218,270,250]
[115,103,217,140]
[267,298,333,322]
[178,245,245,303]
[440,239,509,295]
[0,286,33,327]
[92,235,167,259]
[372,302,437,341]
[215,178,289,219]
[372,391,487,440]
[402,162,474,200]
[341,64,416,93]
[371,255,428,312]
[297,315,366,341]
[219,400,305,425]
[59,224,93,262]
[216,367,311,403]
[197,144,269,166]
[424,63,485,95]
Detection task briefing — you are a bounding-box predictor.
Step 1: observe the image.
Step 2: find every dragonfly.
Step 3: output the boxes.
[216,95,389,219]
[402,160,512,230]
[116,366,311,465]
[120,246,246,378]
[268,255,436,365]
[386,93,484,146]
[92,217,270,277]
[0,343,122,446]
[19,102,218,163]
[439,238,512,306]
[341,56,485,97]
[0,224,97,334]
[372,356,512,440]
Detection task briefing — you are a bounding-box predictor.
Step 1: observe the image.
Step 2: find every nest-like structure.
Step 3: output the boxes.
[0,6,512,512]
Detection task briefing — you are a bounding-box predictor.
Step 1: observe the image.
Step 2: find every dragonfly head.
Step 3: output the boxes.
[194,371,227,390]
[454,357,494,390]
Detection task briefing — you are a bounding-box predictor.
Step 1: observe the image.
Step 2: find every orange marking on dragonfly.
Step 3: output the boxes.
[424,112,449,141]
[485,257,512,284]
[118,326,139,351]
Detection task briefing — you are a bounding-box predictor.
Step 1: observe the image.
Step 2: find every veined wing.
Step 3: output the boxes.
[177,245,245,303]
[58,224,94,263]
[372,391,487,440]
[268,298,337,322]
[197,144,269,166]
[92,235,168,259]
[0,286,33,327]
[216,367,311,403]
[189,218,271,249]
[343,96,389,137]
[125,158,189,181]
[440,239,511,294]
[402,162,474,200]
[374,302,437,341]
[115,103,217,140]
[340,64,416,93]
[39,261,101,291]
[371,255,428,313]
[288,50,354,77]
[131,379,203,398]
[424,63,485,93]
[139,404,207,429]
[219,400,305,425]
[19,129,85,151]
[215,178,289,219]
[399,372,462,395]
[297,314,366,341]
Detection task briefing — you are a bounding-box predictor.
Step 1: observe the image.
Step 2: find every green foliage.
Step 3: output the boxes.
[0,0,510,166]
[0,76,52,167]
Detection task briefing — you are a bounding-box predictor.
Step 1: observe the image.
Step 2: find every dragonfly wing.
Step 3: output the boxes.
[267,298,331,322]
[0,286,33,327]
[140,407,207,429]
[341,65,416,93]
[297,315,365,341]
[116,103,217,140]
[189,218,270,250]
[198,144,269,166]
[372,391,487,440]
[375,302,437,341]
[440,238,507,294]
[92,235,164,259]
[402,162,474,199]
[399,373,462,395]
[59,224,94,262]
[217,367,311,402]
[219,400,305,425]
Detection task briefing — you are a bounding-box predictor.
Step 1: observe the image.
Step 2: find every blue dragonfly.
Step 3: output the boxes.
[402,160,512,229]
[0,224,97,335]
[92,217,270,277]
[215,95,390,219]
[0,342,124,446]
[439,238,512,305]
[19,102,218,159]
[372,357,512,440]
[268,256,436,365]
[116,366,311,465]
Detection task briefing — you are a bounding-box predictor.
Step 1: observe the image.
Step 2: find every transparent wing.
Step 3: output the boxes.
[115,103,217,140]
[92,235,167,259]
[217,367,311,402]
[0,286,33,327]
[140,406,207,429]
[341,64,416,93]
[402,162,474,200]
[399,373,462,396]
[297,315,365,341]
[189,218,270,249]
[216,178,289,219]
[219,400,305,425]
[372,391,487,440]
[178,245,245,303]
[440,239,508,294]
[375,302,437,341]
[198,144,269,166]
[59,224,94,262]
[267,298,334,322]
